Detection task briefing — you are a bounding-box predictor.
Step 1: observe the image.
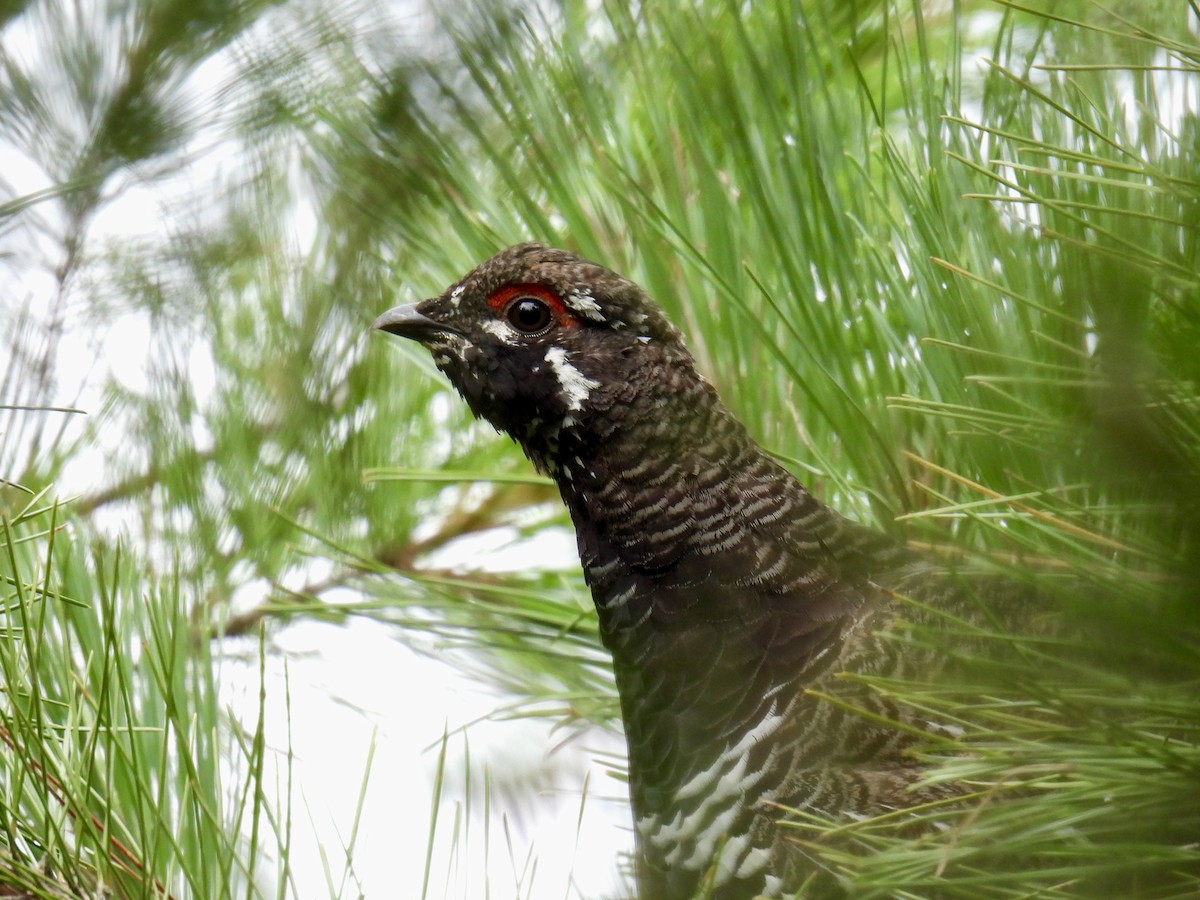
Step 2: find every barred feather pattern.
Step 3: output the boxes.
[552,348,951,899]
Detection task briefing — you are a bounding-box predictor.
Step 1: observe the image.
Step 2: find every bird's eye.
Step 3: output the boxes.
[506,296,554,334]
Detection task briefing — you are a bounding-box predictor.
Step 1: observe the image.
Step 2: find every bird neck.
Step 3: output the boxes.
[539,362,831,898]
[548,346,724,485]
[543,353,778,631]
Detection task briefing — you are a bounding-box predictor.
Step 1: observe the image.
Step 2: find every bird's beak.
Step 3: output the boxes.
[372,303,454,341]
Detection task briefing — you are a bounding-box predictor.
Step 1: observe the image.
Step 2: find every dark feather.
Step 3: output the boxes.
[376,244,1018,899]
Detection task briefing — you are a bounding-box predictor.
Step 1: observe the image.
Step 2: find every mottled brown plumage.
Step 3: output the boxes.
[375,244,974,898]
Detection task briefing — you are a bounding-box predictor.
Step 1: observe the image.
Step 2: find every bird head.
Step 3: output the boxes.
[374,243,693,470]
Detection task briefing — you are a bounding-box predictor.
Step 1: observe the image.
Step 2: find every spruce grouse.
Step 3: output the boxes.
[374,243,980,899]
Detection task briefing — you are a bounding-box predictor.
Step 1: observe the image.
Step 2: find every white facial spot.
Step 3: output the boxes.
[565,289,606,322]
[544,346,600,412]
[449,284,465,308]
[481,319,517,344]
